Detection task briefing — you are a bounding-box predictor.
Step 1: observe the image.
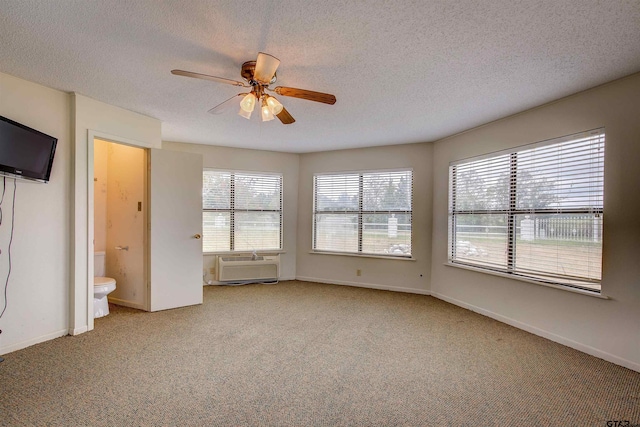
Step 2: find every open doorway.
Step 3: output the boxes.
[92,138,149,317]
[82,131,202,333]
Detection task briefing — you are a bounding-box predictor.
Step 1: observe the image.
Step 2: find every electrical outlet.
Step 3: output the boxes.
[356,269,362,276]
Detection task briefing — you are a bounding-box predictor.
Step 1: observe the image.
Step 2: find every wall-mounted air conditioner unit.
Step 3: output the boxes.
[217,254,280,282]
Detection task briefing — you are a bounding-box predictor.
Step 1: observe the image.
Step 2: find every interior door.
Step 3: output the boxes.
[150,149,203,311]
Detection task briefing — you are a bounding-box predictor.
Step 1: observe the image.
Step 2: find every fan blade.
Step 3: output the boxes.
[276,107,295,125]
[273,87,336,105]
[254,52,280,84]
[207,93,246,115]
[171,69,248,87]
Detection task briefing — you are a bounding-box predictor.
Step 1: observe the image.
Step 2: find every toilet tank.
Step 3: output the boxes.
[94,251,106,277]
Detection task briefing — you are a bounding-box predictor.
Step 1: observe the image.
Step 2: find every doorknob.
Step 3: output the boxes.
[193,234,202,239]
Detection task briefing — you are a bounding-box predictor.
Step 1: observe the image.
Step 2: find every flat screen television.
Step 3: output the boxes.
[0,115,57,183]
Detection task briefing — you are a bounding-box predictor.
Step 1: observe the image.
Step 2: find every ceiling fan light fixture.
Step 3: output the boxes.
[265,95,284,115]
[239,93,256,112]
[254,52,280,84]
[238,107,252,120]
[172,51,335,125]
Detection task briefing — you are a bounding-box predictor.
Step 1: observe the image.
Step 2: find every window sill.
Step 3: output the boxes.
[204,250,286,256]
[444,262,609,299]
[310,251,416,261]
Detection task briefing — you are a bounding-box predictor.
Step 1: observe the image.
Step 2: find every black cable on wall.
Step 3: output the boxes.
[0,177,16,320]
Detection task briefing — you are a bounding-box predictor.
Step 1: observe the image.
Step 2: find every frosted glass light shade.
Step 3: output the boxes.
[254,52,280,83]
[266,96,283,115]
[240,93,256,112]
[261,105,274,121]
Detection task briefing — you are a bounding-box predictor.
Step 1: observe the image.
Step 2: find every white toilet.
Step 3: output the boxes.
[94,252,116,318]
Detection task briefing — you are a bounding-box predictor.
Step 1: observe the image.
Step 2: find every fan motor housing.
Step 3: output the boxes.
[241,61,276,85]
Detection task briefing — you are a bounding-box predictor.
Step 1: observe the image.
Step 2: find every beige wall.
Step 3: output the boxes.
[431,73,640,371]
[0,73,71,353]
[296,143,433,293]
[104,142,146,309]
[162,142,299,280]
[94,140,147,308]
[93,139,109,252]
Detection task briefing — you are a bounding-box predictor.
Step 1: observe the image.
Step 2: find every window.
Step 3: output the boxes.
[313,170,413,257]
[448,129,605,292]
[202,170,282,252]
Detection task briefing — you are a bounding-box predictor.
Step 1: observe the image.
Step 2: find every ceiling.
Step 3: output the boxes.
[1,1,639,153]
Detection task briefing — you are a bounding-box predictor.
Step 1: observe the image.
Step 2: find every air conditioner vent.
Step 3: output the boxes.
[217,255,279,282]
[220,256,264,262]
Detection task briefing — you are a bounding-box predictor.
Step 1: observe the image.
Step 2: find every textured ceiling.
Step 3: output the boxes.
[1,1,639,153]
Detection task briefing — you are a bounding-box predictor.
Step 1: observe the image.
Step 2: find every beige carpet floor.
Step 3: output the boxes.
[1,280,638,426]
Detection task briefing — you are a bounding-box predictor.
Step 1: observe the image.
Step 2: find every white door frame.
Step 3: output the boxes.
[85,130,153,332]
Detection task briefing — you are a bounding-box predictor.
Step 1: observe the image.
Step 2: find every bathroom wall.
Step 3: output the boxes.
[104,141,146,310]
[93,139,109,252]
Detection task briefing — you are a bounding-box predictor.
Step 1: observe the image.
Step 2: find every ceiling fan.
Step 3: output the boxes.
[171,52,336,125]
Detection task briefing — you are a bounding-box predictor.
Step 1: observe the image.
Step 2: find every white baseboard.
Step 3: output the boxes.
[69,326,88,336]
[108,297,146,311]
[295,276,431,295]
[1,328,69,355]
[431,291,640,373]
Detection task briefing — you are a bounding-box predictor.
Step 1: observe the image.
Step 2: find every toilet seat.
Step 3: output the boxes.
[94,276,116,287]
[94,277,116,297]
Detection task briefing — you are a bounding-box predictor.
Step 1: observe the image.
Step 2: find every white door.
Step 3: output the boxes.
[150,149,203,311]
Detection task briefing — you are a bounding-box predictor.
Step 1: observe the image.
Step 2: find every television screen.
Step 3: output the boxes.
[0,115,57,183]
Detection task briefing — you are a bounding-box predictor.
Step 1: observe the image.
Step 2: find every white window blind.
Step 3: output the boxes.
[203,170,282,252]
[448,129,605,292]
[313,170,413,257]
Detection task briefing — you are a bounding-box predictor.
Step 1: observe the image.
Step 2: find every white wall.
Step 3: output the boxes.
[162,142,299,280]
[296,143,433,294]
[0,73,71,354]
[431,73,640,371]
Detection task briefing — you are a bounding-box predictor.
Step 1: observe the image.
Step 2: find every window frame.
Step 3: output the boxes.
[312,168,413,258]
[202,169,283,254]
[448,129,605,293]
